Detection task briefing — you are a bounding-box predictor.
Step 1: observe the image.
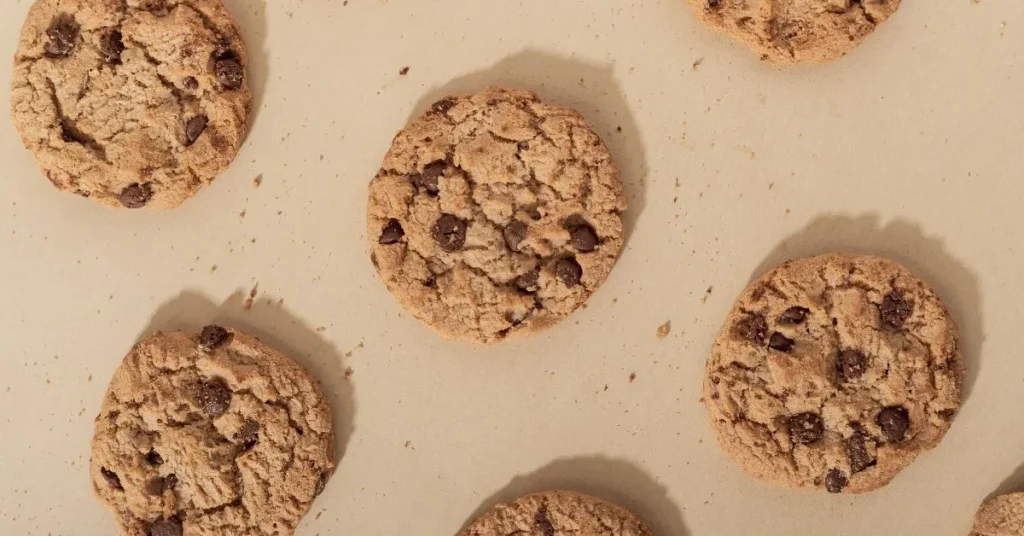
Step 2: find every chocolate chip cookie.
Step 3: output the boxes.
[90,326,334,535]
[685,0,902,64]
[367,87,626,343]
[972,493,1024,535]
[11,0,251,209]
[461,491,652,536]
[704,254,962,493]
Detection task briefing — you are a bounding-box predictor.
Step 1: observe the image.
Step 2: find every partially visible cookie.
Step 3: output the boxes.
[367,87,626,343]
[704,253,962,493]
[461,491,652,536]
[11,0,251,208]
[684,0,902,64]
[973,493,1024,536]
[90,326,334,536]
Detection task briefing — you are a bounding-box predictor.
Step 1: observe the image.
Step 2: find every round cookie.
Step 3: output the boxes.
[703,253,962,493]
[972,493,1024,536]
[685,0,902,64]
[11,0,251,209]
[90,326,334,535]
[367,87,626,343]
[461,491,652,536]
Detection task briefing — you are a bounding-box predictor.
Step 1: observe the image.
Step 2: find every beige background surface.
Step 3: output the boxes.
[0,0,1022,534]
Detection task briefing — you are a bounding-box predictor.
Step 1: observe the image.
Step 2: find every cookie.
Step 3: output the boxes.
[972,493,1024,535]
[367,87,626,343]
[685,0,901,64]
[90,326,334,535]
[703,253,962,493]
[460,491,652,536]
[11,0,251,209]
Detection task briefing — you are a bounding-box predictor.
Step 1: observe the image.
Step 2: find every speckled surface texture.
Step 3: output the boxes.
[0,1,1022,535]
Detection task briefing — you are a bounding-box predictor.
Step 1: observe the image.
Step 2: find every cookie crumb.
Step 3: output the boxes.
[239,209,246,218]
[316,327,326,333]
[629,372,637,383]
[244,283,259,310]
[253,175,262,188]
[399,66,410,76]
[604,384,609,391]
[692,57,705,70]
[343,367,354,379]
[701,286,713,304]
[210,265,218,273]
[657,321,671,339]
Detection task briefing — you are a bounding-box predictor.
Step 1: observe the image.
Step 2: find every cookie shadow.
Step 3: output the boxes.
[460,456,689,536]
[985,461,1024,503]
[221,0,268,129]
[139,290,355,481]
[407,50,649,246]
[752,213,984,403]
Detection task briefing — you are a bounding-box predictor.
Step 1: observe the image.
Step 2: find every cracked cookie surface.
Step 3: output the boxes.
[704,254,962,493]
[90,327,334,536]
[460,491,651,536]
[972,493,1024,536]
[367,87,626,343]
[11,0,251,209]
[685,0,902,64]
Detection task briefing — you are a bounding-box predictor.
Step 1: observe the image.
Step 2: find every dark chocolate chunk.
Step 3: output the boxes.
[44,17,78,57]
[825,469,848,493]
[145,450,164,466]
[880,291,913,329]
[212,50,244,89]
[432,214,467,252]
[734,314,768,345]
[196,378,232,416]
[237,419,260,452]
[314,472,329,497]
[199,325,229,350]
[415,161,445,194]
[515,268,541,293]
[555,258,583,287]
[535,505,555,536]
[183,77,199,91]
[768,332,795,352]
[778,306,810,325]
[837,349,868,381]
[149,517,183,536]
[788,413,824,445]
[378,219,405,245]
[503,221,528,251]
[877,406,910,442]
[431,97,457,114]
[844,430,876,474]
[100,467,123,490]
[185,115,208,146]
[99,30,124,64]
[118,183,153,209]
[569,224,598,252]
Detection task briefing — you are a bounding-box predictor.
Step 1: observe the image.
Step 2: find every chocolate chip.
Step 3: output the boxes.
[163,474,178,492]
[149,517,183,536]
[118,183,153,209]
[768,332,794,352]
[145,450,163,466]
[837,349,868,381]
[569,224,598,252]
[503,221,528,251]
[236,419,260,452]
[99,30,124,64]
[415,161,445,194]
[555,258,583,287]
[432,214,467,252]
[734,314,768,345]
[314,472,329,497]
[431,97,457,114]
[183,77,199,91]
[880,291,913,329]
[844,430,876,474]
[212,50,244,89]
[778,306,809,325]
[195,378,232,416]
[535,505,555,536]
[199,325,229,350]
[825,469,848,493]
[379,219,405,245]
[515,268,541,293]
[44,17,78,57]
[185,115,207,146]
[877,406,910,442]
[708,0,723,8]
[788,412,824,445]
[100,467,122,490]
